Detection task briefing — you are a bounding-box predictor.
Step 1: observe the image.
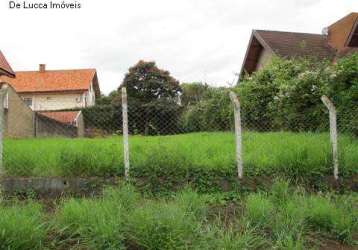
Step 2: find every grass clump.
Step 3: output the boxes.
[244,193,274,228]
[54,199,124,249]
[215,227,269,250]
[238,180,358,248]
[305,195,357,243]
[0,202,45,250]
[125,189,210,250]
[53,184,139,249]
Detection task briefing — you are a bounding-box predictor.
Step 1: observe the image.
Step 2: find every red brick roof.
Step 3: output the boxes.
[255,30,336,60]
[1,68,100,95]
[0,51,15,78]
[38,111,80,125]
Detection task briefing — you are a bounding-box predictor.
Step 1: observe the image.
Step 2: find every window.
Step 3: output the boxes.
[23,97,32,107]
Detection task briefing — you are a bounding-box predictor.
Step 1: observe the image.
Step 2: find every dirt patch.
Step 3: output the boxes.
[317,238,355,250]
[0,176,119,199]
[0,174,356,199]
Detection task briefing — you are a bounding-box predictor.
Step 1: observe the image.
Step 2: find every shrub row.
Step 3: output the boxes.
[83,53,357,136]
[238,54,358,134]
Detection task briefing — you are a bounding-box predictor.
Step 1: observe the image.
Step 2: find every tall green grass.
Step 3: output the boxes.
[4,132,358,178]
[241,180,358,246]
[0,202,46,250]
[53,184,138,249]
[0,182,357,249]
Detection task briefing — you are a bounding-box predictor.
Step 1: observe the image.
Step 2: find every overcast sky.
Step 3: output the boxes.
[0,0,356,94]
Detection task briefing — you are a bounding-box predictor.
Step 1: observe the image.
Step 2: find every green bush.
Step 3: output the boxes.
[82,104,122,134]
[237,53,358,134]
[83,101,183,135]
[329,53,358,136]
[238,57,331,132]
[0,203,46,250]
[181,87,233,132]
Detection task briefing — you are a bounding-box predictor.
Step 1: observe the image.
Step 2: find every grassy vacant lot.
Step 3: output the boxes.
[0,181,357,249]
[4,132,357,179]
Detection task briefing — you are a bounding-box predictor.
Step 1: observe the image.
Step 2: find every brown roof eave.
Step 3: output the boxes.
[345,16,358,47]
[239,31,255,78]
[327,12,358,29]
[252,30,276,54]
[0,69,15,78]
[239,30,276,81]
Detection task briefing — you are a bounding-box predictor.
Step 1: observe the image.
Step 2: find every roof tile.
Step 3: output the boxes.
[38,111,80,125]
[255,30,336,60]
[1,69,96,93]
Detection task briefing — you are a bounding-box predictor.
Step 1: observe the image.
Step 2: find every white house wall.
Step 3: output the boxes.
[20,92,92,111]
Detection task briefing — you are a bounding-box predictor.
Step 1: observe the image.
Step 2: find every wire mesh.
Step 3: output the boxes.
[1,87,357,179]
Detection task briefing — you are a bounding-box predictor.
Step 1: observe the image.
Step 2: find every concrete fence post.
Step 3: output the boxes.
[0,88,7,176]
[122,87,130,180]
[321,95,339,180]
[229,91,243,179]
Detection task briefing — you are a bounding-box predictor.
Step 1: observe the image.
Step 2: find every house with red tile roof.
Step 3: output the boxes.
[0,60,94,137]
[240,12,358,78]
[1,64,100,111]
[0,81,86,138]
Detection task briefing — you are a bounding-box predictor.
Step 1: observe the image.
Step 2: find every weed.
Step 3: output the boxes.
[244,193,274,229]
[0,202,45,250]
[125,192,209,250]
[54,197,125,249]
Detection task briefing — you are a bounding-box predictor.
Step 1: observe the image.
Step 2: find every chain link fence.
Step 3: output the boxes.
[0,86,357,180]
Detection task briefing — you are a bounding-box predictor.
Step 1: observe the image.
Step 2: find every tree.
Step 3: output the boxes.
[96,91,119,105]
[119,60,181,103]
[118,60,183,135]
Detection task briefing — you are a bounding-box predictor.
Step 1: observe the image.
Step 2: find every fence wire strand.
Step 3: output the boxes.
[0,87,356,180]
